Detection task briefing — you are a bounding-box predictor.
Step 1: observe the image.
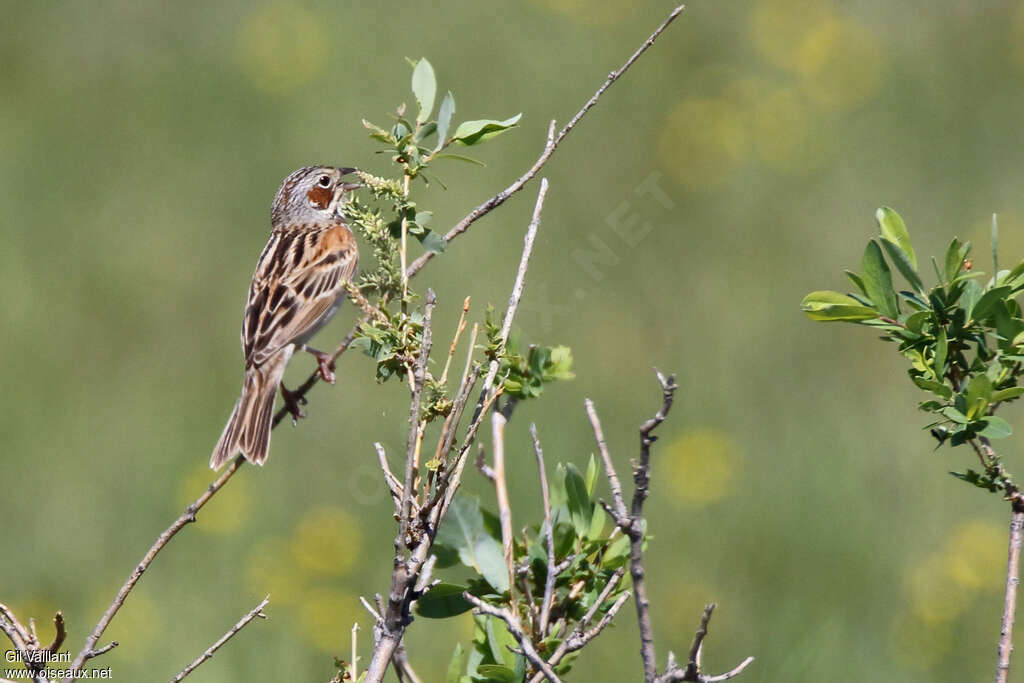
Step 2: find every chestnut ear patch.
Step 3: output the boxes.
[306,185,333,209]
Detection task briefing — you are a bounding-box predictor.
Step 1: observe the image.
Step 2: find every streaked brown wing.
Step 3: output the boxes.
[242,226,357,368]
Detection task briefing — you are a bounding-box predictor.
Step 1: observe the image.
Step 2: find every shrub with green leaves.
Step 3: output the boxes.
[417,457,630,682]
[802,208,1024,493]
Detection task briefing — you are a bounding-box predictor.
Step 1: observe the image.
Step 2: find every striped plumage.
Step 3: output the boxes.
[211,166,359,469]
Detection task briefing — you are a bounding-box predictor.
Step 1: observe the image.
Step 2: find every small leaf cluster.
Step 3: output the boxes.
[484,306,576,400]
[802,208,1024,491]
[419,456,630,681]
[342,58,524,395]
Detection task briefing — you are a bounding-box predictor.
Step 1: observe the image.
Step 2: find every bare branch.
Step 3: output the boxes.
[440,297,471,385]
[463,594,563,683]
[471,177,550,425]
[586,400,630,524]
[83,641,118,660]
[67,454,247,677]
[0,603,29,651]
[998,503,1024,683]
[590,372,752,683]
[272,323,364,428]
[654,605,754,682]
[531,424,558,637]
[406,4,687,279]
[374,442,405,514]
[169,597,269,682]
[475,443,495,482]
[491,411,516,594]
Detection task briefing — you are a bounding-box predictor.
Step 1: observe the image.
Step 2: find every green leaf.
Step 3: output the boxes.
[992,386,1024,403]
[418,229,447,254]
[474,535,510,593]
[844,270,868,297]
[945,238,966,282]
[435,91,456,152]
[950,469,1002,492]
[433,152,487,166]
[485,618,516,666]
[911,375,953,399]
[971,286,1013,321]
[412,58,437,123]
[564,463,593,538]
[880,238,925,294]
[447,643,465,683]
[965,374,992,419]
[962,279,983,319]
[933,327,948,380]
[435,494,484,568]
[417,583,474,618]
[876,206,917,270]
[801,290,877,322]
[977,415,1013,439]
[585,454,598,496]
[476,665,516,682]
[453,114,522,145]
[588,504,606,540]
[941,406,969,424]
[861,240,899,318]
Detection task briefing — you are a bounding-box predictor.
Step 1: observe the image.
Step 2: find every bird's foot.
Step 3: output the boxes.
[280,384,308,426]
[302,346,336,384]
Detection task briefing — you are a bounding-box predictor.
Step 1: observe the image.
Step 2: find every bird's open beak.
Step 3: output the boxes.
[335,167,363,195]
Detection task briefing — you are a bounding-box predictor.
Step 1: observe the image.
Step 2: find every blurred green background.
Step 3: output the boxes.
[5,0,1024,680]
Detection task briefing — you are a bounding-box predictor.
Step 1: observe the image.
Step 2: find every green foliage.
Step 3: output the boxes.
[343,59,567,419]
[484,306,575,400]
[802,207,1024,493]
[422,456,629,682]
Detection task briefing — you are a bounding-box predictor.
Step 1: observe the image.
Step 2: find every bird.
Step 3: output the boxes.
[211,166,361,470]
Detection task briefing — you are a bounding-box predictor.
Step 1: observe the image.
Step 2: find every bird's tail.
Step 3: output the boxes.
[210,349,291,469]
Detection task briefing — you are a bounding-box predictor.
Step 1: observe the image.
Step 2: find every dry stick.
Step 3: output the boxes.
[611,372,676,680]
[440,297,471,385]
[530,424,558,636]
[998,503,1024,683]
[666,604,755,683]
[968,436,1024,683]
[491,411,516,594]
[405,3,687,281]
[589,373,751,683]
[463,595,563,683]
[169,597,269,682]
[66,326,366,681]
[471,176,550,429]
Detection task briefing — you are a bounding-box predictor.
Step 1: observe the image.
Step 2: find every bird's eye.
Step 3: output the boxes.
[317,175,331,188]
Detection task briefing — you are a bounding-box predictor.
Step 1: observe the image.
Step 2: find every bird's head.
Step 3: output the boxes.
[270,166,361,229]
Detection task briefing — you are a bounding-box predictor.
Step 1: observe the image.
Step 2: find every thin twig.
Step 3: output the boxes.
[590,372,751,683]
[470,177,549,428]
[67,454,246,677]
[531,424,558,637]
[374,443,405,513]
[463,594,563,683]
[440,297,471,385]
[997,503,1024,683]
[491,411,516,594]
[406,3,686,280]
[169,597,269,682]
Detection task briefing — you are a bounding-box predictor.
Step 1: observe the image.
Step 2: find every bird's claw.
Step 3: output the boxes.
[280,385,307,426]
